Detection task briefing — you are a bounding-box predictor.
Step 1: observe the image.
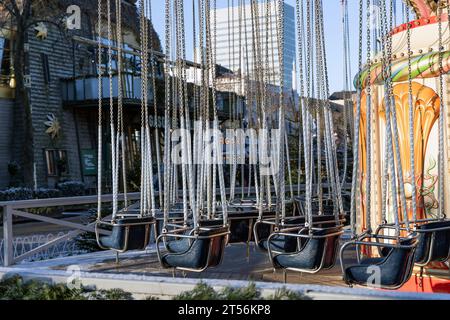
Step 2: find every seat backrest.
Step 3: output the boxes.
[284,214,344,226]
[199,219,224,228]
[229,218,253,243]
[296,227,341,270]
[115,216,155,225]
[299,237,327,270]
[321,227,343,269]
[111,216,155,251]
[198,226,229,268]
[417,221,450,263]
[207,233,228,267]
[379,236,418,287]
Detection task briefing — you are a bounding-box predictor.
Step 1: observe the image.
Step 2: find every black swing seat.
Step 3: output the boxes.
[269,226,344,273]
[255,214,345,253]
[414,220,450,265]
[376,220,450,266]
[164,220,225,253]
[165,233,192,253]
[226,208,277,244]
[157,226,230,272]
[294,197,336,216]
[95,216,155,252]
[341,234,418,289]
[259,234,298,253]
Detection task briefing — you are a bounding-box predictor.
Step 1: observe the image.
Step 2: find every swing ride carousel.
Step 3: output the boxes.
[23,0,449,296]
[343,0,450,292]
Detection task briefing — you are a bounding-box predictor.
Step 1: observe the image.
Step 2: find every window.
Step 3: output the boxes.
[41,53,50,84]
[45,149,69,177]
[97,37,141,75]
[0,35,12,87]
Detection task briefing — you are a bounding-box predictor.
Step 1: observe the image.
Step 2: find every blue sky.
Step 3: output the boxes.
[148,0,407,94]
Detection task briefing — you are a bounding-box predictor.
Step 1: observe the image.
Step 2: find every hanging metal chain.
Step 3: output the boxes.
[382,0,402,236]
[97,0,103,221]
[302,0,313,227]
[379,0,389,226]
[146,0,157,214]
[406,5,418,224]
[386,0,409,231]
[314,0,323,214]
[295,0,305,197]
[147,0,163,210]
[273,0,286,227]
[115,0,128,210]
[139,0,147,215]
[438,1,445,220]
[163,0,172,226]
[365,0,372,233]
[340,0,350,186]
[106,0,118,219]
[349,0,364,238]
[317,0,344,217]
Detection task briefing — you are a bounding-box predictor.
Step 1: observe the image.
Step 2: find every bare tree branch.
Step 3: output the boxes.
[0,0,18,17]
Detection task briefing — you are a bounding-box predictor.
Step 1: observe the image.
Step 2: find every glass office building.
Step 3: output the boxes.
[212,1,296,91]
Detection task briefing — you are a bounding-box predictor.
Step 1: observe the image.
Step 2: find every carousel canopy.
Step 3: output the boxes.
[406,0,448,18]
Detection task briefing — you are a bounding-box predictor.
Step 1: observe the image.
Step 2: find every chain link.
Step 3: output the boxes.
[438,1,445,219]
[406,5,418,223]
[97,0,103,220]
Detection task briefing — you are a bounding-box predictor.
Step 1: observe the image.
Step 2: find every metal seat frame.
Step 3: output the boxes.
[156,226,231,273]
[375,219,450,266]
[94,217,156,254]
[339,233,419,290]
[267,226,344,274]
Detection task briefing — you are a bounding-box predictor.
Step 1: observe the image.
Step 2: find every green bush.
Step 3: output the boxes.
[56,181,86,197]
[174,283,310,301]
[34,188,61,199]
[0,275,86,300]
[0,276,310,301]
[267,287,311,300]
[219,283,261,300]
[89,288,133,300]
[174,283,220,300]
[0,275,134,300]
[0,188,34,201]
[0,183,85,202]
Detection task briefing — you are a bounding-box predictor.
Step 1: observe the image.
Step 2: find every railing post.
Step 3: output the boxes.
[3,205,14,267]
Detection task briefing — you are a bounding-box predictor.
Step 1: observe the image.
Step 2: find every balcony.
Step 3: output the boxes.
[61,73,240,121]
[61,73,151,107]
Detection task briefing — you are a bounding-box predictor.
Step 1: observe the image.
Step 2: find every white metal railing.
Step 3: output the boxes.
[0,232,86,265]
[1,192,140,267]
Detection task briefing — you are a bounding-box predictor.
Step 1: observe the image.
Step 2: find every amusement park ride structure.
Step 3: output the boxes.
[85,0,450,294]
[349,0,450,292]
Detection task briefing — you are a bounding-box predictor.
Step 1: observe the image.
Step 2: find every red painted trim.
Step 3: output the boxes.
[397,273,450,294]
[391,14,449,36]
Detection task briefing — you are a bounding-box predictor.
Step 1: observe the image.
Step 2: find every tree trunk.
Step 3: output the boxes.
[13,17,35,187]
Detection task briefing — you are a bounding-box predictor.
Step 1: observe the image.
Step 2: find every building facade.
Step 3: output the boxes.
[0,0,161,190]
[0,0,242,191]
[212,1,295,91]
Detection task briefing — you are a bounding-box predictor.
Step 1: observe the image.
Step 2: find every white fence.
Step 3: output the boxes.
[0,232,85,265]
[1,193,141,267]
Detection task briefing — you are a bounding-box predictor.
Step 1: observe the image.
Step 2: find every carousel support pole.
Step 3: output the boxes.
[373,89,383,228]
